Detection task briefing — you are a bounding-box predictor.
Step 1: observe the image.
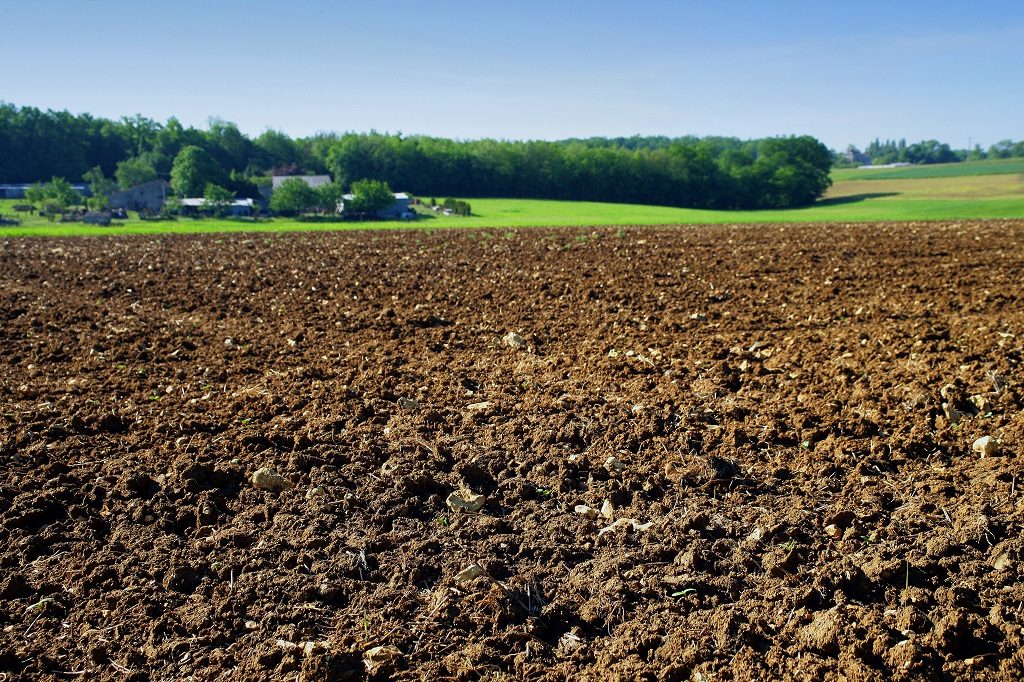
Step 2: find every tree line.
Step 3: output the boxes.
[839,137,1024,167]
[0,102,834,209]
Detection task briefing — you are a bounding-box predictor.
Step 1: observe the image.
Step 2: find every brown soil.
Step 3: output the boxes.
[1,221,1023,681]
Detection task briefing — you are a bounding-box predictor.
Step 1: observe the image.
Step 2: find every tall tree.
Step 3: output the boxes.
[82,166,116,209]
[346,179,394,214]
[25,177,82,218]
[753,136,832,207]
[115,156,158,188]
[170,145,226,197]
[317,181,346,214]
[270,177,320,216]
[203,183,236,217]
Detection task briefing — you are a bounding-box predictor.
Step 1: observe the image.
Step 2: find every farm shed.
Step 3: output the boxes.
[110,180,171,212]
[0,183,90,199]
[180,198,255,217]
[0,184,33,199]
[339,192,415,219]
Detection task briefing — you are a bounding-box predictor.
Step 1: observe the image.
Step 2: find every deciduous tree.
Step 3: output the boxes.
[170,145,226,197]
[115,155,158,188]
[316,181,345,214]
[203,183,236,217]
[25,176,82,219]
[82,166,115,209]
[270,177,320,216]
[346,179,394,214]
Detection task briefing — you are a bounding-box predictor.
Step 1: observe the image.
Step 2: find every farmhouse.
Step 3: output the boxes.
[339,192,415,220]
[110,180,170,212]
[180,197,255,217]
[843,146,872,165]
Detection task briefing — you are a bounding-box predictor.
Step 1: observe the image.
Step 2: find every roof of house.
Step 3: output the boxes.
[181,198,255,207]
[271,175,332,190]
[0,183,90,190]
[110,179,169,195]
[340,192,410,201]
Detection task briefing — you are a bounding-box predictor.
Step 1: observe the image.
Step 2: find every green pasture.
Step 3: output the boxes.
[2,162,1023,237]
[832,157,1024,181]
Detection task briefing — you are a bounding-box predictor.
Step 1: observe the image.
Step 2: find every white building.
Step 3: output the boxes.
[339,192,414,219]
[180,197,255,217]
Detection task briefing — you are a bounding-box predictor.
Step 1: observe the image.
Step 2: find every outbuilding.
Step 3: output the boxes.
[338,192,415,220]
[180,198,255,217]
[110,180,170,213]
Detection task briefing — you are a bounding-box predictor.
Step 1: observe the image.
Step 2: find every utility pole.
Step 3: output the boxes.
[967,137,972,162]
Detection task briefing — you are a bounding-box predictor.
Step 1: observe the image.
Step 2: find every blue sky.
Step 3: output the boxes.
[1,0,1021,150]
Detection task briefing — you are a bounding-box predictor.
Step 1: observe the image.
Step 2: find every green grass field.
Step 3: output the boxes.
[831,157,1024,181]
[2,161,1022,237]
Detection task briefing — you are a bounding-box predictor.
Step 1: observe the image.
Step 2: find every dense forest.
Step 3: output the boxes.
[1,102,832,209]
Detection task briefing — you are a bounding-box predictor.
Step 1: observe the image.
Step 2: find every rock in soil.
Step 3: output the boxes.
[251,467,293,492]
[503,331,527,349]
[446,490,486,513]
[972,435,1000,458]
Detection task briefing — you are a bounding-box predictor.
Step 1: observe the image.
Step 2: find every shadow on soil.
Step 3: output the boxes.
[815,192,900,207]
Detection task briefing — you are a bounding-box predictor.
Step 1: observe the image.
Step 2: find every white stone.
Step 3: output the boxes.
[598,518,653,536]
[251,467,292,493]
[397,397,419,410]
[363,645,401,673]
[973,435,1000,458]
[604,456,626,472]
[455,563,484,583]
[446,490,486,513]
[503,332,527,349]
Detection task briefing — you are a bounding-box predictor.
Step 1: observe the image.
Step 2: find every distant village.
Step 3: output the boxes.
[0,175,432,226]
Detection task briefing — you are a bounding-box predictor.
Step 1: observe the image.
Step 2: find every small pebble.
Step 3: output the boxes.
[455,563,483,583]
[604,456,626,472]
[364,645,402,673]
[942,402,965,424]
[503,332,527,349]
[973,435,999,458]
[598,518,653,536]
[446,490,486,513]
[251,467,292,493]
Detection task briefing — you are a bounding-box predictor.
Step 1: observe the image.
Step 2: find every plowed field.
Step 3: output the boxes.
[2,221,1023,681]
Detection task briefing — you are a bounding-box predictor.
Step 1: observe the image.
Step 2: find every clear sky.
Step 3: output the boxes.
[1,0,1021,150]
